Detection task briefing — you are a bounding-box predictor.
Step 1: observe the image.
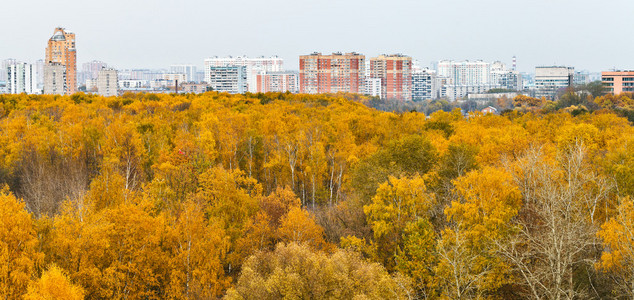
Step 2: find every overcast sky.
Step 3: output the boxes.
[1,0,632,72]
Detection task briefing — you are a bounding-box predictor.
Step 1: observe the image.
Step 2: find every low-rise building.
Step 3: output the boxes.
[602,71,634,94]
[534,66,574,99]
[180,82,210,94]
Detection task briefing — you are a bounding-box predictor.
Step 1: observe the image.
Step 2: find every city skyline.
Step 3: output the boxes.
[1,0,633,72]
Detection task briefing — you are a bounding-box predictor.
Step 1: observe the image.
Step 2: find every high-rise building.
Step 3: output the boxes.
[436,60,500,100]
[602,71,634,94]
[43,63,66,95]
[369,54,412,101]
[412,67,436,101]
[96,68,118,97]
[535,66,574,99]
[170,64,197,82]
[207,66,247,94]
[7,63,38,94]
[204,56,283,92]
[44,27,76,94]
[256,71,299,93]
[299,52,365,94]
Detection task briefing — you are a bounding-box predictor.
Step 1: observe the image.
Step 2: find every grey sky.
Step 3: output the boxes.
[2,0,632,72]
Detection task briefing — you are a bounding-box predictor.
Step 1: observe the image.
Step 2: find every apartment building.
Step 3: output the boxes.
[256,71,299,93]
[369,54,412,101]
[207,66,247,94]
[7,62,38,94]
[299,52,365,94]
[204,56,283,92]
[602,71,634,94]
[45,27,76,94]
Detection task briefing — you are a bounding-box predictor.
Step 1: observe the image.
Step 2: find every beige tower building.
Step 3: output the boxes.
[96,68,119,97]
[44,27,76,95]
[43,63,66,95]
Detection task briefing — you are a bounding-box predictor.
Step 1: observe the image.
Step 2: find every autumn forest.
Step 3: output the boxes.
[1,91,634,299]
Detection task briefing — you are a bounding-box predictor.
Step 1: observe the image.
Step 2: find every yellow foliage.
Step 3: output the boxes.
[24,265,84,300]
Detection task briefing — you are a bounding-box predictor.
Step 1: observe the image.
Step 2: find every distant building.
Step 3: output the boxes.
[369,54,412,101]
[163,73,188,83]
[207,66,247,94]
[80,60,107,86]
[43,63,66,95]
[467,92,518,103]
[45,27,76,94]
[436,60,498,100]
[7,63,38,94]
[118,69,165,81]
[534,66,574,99]
[35,59,44,90]
[85,79,96,92]
[204,56,283,92]
[96,68,118,96]
[412,68,436,101]
[365,78,381,97]
[602,71,634,94]
[491,62,522,91]
[170,65,197,82]
[256,71,299,93]
[119,79,148,90]
[299,52,365,94]
[180,82,209,94]
[482,106,498,114]
[1,59,18,82]
[574,71,591,85]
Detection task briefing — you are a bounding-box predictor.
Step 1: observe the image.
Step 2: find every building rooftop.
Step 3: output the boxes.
[50,31,66,41]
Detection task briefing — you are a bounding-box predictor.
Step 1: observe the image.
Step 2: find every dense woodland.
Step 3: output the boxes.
[0,91,633,299]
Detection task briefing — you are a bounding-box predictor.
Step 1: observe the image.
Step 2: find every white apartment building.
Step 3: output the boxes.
[412,67,436,101]
[436,60,498,100]
[207,66,247,94]
[204,56,283,92]
[535,66,574,99]
[490,61,523,91]
[96,68,118,97]
[7,63,38,94]
[365,78,381,97]
[1,59,18,82]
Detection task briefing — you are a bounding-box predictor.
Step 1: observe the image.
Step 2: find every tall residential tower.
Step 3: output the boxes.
[299,52,365,94]
[369,54,412,102]
[44,27,76,95]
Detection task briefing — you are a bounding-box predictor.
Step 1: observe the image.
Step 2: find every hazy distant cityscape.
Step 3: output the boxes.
[2,27,629,105]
